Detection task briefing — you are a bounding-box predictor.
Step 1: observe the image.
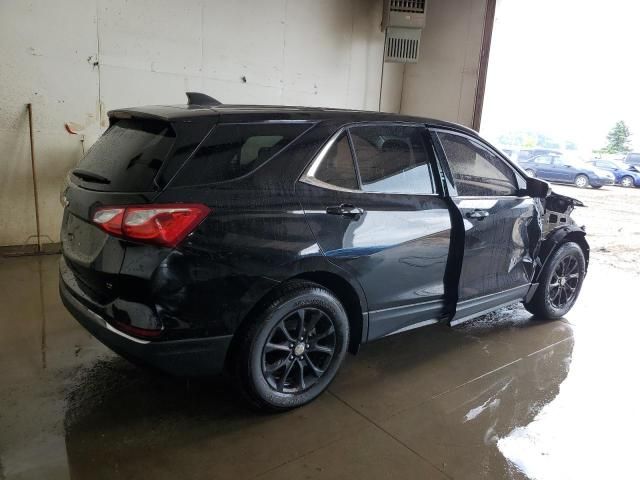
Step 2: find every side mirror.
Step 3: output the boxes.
[525,176,549,198]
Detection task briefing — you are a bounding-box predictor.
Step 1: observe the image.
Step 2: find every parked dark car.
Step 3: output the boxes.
[587,159,640,187]
[519,154,615,188]
[623,152,640,168]
[507,147,563,163]
[59,93,589,411]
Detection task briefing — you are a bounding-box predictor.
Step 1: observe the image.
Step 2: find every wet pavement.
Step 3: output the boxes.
[0,254,637,479]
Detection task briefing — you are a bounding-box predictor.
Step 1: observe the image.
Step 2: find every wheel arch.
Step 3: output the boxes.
[290,271,366,355]
[225,262,368,371]
[536,226,590,282]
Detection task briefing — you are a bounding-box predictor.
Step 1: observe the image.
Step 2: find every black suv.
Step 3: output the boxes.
[60,93,589,410]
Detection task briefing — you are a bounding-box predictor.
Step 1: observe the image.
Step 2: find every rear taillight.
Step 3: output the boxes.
[92,203,210,247]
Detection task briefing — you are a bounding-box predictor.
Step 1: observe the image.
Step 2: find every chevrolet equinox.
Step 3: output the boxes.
[59,93,589,410]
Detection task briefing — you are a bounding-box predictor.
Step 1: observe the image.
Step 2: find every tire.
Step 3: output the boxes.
[233,281,349,411]
[591,185,602,189]
[574,174,589,188]
[621,176,634,188]
[524,242,586,319]
[525,169,536,177]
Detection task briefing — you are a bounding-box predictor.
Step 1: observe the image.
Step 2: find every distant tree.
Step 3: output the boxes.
[603,121,632,153]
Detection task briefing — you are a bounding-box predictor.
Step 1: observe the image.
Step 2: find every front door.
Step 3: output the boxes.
[296,124,452,339]
[433,130,541,323]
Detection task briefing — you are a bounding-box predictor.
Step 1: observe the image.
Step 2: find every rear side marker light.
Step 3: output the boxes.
[112,320,163,338]
[92,203,210,247]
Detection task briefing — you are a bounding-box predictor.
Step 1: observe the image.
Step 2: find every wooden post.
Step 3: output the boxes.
[27,103,41,253]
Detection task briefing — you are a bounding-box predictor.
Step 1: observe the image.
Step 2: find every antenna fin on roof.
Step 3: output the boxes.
[186,92,222,106]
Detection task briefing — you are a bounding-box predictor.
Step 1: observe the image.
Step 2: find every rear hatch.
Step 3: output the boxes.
[61,115,212,304]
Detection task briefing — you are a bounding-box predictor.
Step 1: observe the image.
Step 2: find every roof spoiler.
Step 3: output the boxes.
[186,92,222,106]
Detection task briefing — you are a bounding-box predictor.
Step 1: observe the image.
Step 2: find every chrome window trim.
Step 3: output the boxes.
[301,122,440,196]
[300,175,362,193]
[305,128,346,178]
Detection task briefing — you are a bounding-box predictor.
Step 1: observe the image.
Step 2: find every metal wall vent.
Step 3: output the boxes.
[382,0,426,63]
[384,27,421,63]
[390,0,426,14]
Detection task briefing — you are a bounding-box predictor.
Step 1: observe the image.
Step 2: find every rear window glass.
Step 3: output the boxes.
[172,123,309,186]
[74,119,176,192]
[349,125,435,195]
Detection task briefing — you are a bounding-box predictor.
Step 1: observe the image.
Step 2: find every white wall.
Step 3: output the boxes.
[0,0,387,246]
[0,0,487,247]
[400,0,488,126]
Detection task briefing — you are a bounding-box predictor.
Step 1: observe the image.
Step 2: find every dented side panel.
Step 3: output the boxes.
[453,197,541,301]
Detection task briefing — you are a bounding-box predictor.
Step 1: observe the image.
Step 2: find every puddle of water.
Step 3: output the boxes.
[497,263,640,479]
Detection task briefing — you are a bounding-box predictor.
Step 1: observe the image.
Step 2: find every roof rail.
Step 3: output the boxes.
[185,92,222,106]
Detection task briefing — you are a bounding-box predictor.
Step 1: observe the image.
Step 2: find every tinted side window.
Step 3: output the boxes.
[173,123,308,186]
[312,133,358,189]
[349,125,435,195]
[437,132,517,196]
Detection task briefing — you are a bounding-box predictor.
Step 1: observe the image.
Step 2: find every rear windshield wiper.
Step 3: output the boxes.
[71,169,111,184]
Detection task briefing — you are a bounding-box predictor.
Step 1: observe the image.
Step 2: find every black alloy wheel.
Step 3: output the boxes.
[524,241,586,319]
[548,254,580,309]
[233,281,349,411]
[261,307,336,394]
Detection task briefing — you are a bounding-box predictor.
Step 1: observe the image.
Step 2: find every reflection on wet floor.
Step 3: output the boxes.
[0,254,633,479]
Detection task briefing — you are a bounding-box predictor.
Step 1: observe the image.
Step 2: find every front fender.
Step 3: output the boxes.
[536,225,589,280]
[534,191,590,283]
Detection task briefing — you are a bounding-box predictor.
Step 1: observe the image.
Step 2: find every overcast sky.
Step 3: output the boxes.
[481,0,640,153]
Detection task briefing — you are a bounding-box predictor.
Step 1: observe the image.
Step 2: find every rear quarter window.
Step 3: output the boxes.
[172,123,310,186]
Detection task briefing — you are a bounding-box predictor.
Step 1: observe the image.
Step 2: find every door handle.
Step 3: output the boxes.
[466,209,490,220]
[326,204,364,218]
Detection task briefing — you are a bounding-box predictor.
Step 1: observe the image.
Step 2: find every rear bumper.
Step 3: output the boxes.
[59,263,232,377]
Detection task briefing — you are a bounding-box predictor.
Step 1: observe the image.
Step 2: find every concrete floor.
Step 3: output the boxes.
[0,252,637,480]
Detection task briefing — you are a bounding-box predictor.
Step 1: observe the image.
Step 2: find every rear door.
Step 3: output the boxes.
[297,123,452,340]
[433,130,540,323]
